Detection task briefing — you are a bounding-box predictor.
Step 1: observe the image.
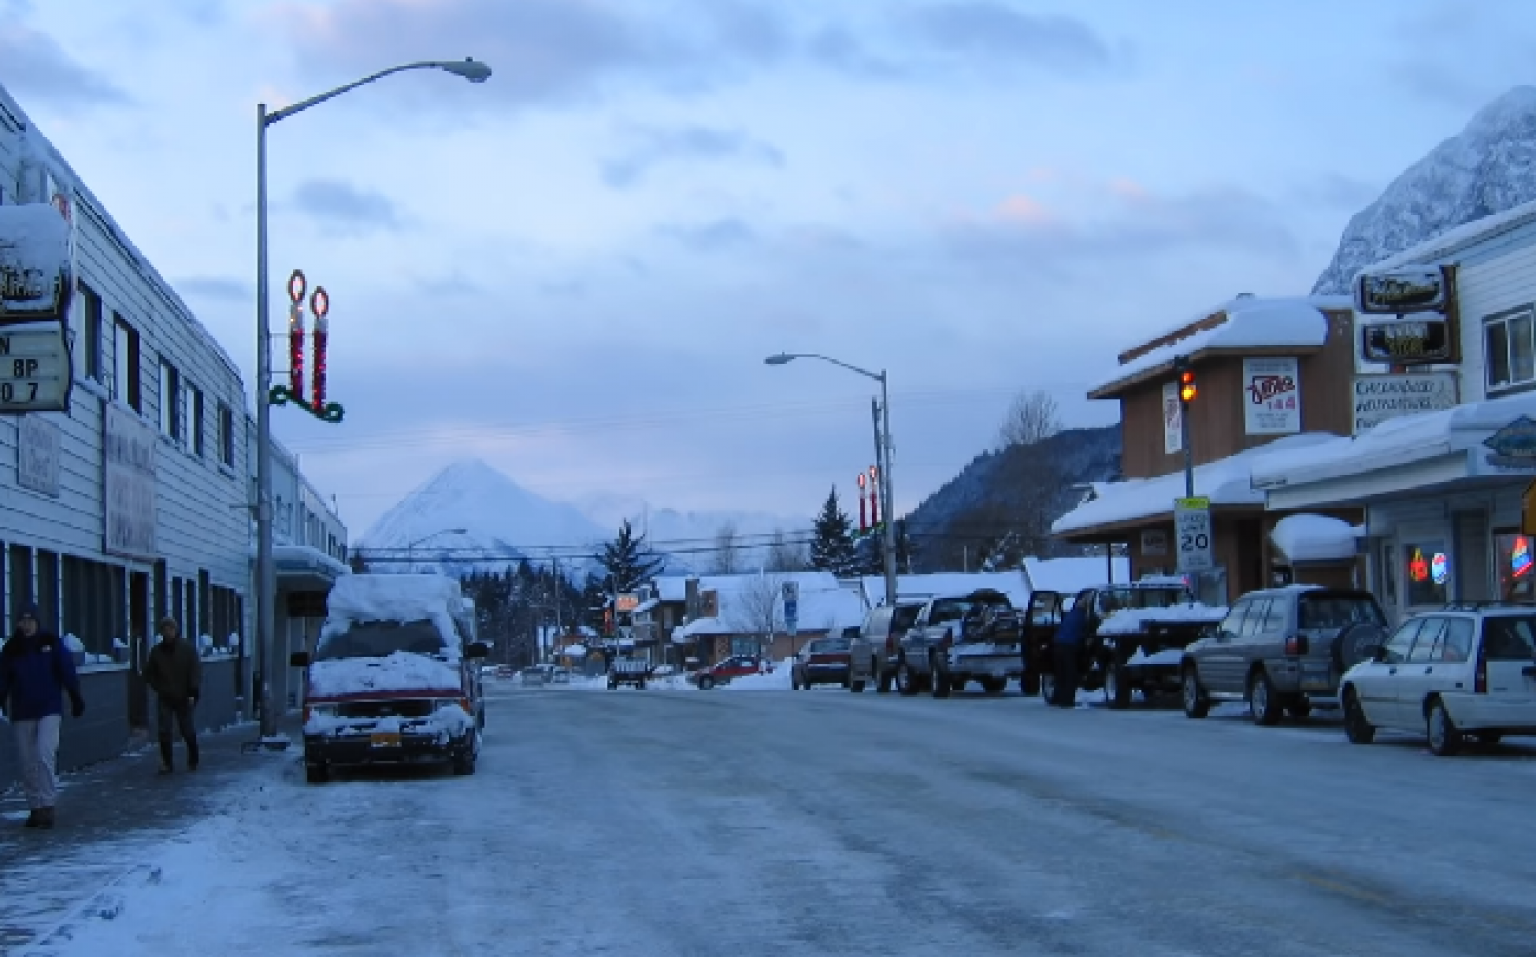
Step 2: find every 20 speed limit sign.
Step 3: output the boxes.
[1174,497,1213,573]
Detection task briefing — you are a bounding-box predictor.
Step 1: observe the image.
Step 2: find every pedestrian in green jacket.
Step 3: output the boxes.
[143,616,201,774]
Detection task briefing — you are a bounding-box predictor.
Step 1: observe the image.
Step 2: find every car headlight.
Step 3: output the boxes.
[433,698,472,714]
[304,704,337,721]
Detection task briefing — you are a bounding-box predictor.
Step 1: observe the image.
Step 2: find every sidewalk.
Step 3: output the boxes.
[0,718,300,956]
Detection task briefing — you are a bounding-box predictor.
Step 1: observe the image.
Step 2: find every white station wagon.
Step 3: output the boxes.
[1338,605,1536,756]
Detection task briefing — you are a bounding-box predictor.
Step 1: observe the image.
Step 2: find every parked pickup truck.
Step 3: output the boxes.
[1028,581,1224,709]
[608,658,651,690]
[895,588,1027,698]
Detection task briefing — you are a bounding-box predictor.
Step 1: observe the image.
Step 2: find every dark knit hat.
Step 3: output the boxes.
[17,602,38,621]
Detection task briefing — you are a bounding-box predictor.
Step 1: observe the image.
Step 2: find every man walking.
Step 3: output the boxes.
[0,602,85,828]
[143,616,201,773]
[1051,600,1087,708]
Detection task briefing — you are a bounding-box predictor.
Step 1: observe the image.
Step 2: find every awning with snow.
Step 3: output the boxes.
[0,203,73,322]
[557,644,589,657]
[1269,515,1363,564]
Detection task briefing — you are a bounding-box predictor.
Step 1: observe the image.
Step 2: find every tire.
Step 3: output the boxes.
[896,661,919,696]
[1343,688,1374,744]
[1427,699,1463,756]
[608,681,618,690]
[1021,670,1041,697]
[930,655,952,699]
[849,677,865,692]
[305,763,329,784]
[980,676,1006,694]
[1040,673,1056,705]
[699,675,716,691]
[636,680,646,691]
[1286,697,1311,721]
[1106,663,1132,710]
[1181,666,1210,719]
[842,672,854,691]
[1334,622,1387,672]
[876,661,893,693]
[452,751,477,775]
[1249,670,1281,726]
[1475,732,1503,745]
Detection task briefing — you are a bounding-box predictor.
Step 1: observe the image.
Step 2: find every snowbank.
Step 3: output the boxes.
[0,202,72,315]
[1270,514,1363,563]
[1098,604,1228,636]
[1126,648,1186,667]
[557,644,589,657]
[305,652,464,699]
[721,663,793,691]
[674,616,728,639]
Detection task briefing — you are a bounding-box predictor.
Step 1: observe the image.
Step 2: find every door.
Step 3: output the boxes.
[1476,615,1536,726]
[1025,591,1062,679]
[1352,618,1422,729]
[127,571,151,730]
[1395,616,1446,727]
[1211,599,1263,694]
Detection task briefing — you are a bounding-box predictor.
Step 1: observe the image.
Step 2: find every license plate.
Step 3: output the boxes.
[370,732,402,747]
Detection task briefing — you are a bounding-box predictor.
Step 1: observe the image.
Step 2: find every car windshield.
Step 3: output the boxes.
[1482,616,1536,660]
[809,637,850,653]
[892,604,922,630]
[313,619,448,661]
[1096,587,1190,614]
[1298,594,1386,629]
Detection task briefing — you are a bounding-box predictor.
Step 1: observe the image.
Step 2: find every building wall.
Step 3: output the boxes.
[1119,309,1357,479]
[1447,221,1536,404]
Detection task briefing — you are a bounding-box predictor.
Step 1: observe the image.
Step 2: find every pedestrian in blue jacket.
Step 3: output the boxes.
[1051,603,1087,708]
[0,602,84,829]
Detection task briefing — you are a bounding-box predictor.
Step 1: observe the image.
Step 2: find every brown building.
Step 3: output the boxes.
[1053,294,1367,604]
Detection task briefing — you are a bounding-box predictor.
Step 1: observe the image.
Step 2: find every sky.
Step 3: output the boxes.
[2,0,1533,541]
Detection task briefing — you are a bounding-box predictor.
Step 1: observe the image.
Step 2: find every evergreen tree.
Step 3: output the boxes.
[597,519,666,593]
[809,486,858,576]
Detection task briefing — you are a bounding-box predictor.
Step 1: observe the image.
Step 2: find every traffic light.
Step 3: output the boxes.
[1174,355,1197,405]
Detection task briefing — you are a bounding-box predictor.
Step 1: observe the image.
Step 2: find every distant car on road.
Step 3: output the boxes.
[792,633,853,689]
[691,655,769,690]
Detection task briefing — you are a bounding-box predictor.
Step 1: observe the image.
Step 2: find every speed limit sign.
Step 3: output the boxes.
[1174,497,1213,573]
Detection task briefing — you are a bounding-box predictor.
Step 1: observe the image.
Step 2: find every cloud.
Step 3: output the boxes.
[903,2,1121,74]
[1292,173,1380,211]
[601,125,784,187]
[176,277,250,302]
[0,23,129,107]
[291,179,403,234]
[657,218,758,251]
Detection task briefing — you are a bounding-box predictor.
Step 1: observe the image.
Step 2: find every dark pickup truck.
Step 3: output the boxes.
[1028,581,1225,709]
[608,658,651,690]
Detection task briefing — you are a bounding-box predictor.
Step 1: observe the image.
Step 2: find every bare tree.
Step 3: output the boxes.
[711,522,742,574]
[765,528,809,572]
[997,389,1062,450]
[731,571,785,655]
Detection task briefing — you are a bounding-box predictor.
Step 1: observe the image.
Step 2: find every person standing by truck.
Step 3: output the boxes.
[144,616,202,773]
[1051,601,1088,708]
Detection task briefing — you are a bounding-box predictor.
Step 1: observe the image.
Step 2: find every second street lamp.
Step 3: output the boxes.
[765,352,899,608]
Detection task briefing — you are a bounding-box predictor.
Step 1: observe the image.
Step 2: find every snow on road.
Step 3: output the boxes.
[19,688,1536,956]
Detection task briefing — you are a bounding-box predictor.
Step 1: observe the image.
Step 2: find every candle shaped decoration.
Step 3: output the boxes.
[310,286,330,408]
[869,465,880,528]
[857,472,868,533]
[287,269,307,396]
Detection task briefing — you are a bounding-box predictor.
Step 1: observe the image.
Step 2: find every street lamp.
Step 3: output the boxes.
[252,58,491,743]
[405,527,468,563]
[765,352,899,608]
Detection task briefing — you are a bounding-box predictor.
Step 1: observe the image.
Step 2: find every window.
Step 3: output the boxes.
[1405,542,1449,606]
[159,361,182,440]
[76,283,103,382]
[1437,618,1474,662]
[1407,618,1445,663]
[112,315,141,411]
[1381,619,1422,664]
[1217,600,1251,639]
[190,386,205,456]
[1238,599,1271,640]
[218,402,235,467]
[1255,599,1286,635]
[1495,532,1535,602]
[1482,616,1536,660]
[1485,306,1536,392]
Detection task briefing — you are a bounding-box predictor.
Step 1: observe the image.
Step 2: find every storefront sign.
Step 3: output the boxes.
[1360,318,1453,364]
[1351,372,1458,434]
[0,203,74,323]
[1162,381,1181,453]
[1355,265,1448,315]
[16,413,59,496]
[0,322,72,413]
[1483,416,1536,471]
[1242,357,1301,435]
[104,403,158,561]
[1140,528,1167,556]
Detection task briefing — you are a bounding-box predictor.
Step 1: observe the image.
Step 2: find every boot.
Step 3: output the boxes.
[23,809,40,828]
[159,739,174,774]
[186,738,200,772]
[36,807,54,829]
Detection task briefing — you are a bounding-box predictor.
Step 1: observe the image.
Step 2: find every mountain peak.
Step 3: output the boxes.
[1312,84,1536,295]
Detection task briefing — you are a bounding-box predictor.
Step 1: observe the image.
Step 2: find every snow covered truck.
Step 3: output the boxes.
[894,588,1031,697]
[291,573,490,783]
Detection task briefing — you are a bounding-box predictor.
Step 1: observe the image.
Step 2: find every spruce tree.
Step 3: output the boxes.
[810,486,858,576]
[597,519,665,593]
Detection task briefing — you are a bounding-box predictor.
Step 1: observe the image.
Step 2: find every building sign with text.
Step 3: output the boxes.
[16,413,59,497]
[1352,372,1458,434]
[103,404,158,561]
[1162,381,1182,453]
[0,203,75,323]
[1243,356,1301,435]
[1355,264,1455,365]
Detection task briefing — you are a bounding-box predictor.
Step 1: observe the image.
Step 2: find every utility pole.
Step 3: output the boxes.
[1175,355,1199,599]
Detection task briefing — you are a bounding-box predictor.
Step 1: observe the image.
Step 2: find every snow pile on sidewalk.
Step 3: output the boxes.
[1098,604,1228,636]
[306,652,463,698]
[1269,514,1363,563]
[721,664,793,691]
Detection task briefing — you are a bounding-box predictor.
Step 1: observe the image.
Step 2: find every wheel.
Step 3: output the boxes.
[843,672,855,691]
[1021,669,1041,697]
[1475,732,1503,745]
[452,751,477,775]
[896,661,919,696]
[1181,667,1209,719]
[876,661,893,693]
[849,677,865,692]
[608,680,618,690]
[1343,688,1374,744]
[699,675,716,690]
[929,655,951,699]
[1286,697,1311,721]
[1106,663,1132,710]
[1249,670,1281,726]
[636,680,646,690]
[305,763,329,784]
[1427,699,1463,756]
[980,676,1006,694]
[1040,673,1057,705]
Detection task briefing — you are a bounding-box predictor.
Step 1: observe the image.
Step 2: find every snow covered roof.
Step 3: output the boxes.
[1098,604,1227,636]
[557,644,589,657]
[656,570,866,634]
[1022,556,1131,593]
[325,574,462,627]
[855,572,1032,609]
[271,544,350,579]
[630,598,660,616]
[1052,433,1341,536]
[1269,515,1363,563]
[1357,197,1536,278]
[1089,298,1338,398]
[0,204,71,315]
[674,616,728,639]
[1250,392,1536,491]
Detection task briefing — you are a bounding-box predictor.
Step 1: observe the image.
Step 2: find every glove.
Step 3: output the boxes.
[188,692,199,707]
[70,694,85,718]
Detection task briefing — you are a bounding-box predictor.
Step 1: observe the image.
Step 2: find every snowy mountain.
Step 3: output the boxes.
[1313,85,1536,294]
[359,459,608,574]
[574,493,805,570]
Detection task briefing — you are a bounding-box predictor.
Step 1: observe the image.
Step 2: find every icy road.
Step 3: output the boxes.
[19,685,1536,956]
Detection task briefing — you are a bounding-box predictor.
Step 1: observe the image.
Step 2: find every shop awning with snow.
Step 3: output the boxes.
[0,203,73,322]
[1251,393,1536,511]
[1268,514,1363,564]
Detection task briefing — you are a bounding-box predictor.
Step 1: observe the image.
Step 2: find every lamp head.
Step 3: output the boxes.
[764,354,794,366]
[441,58,492,83]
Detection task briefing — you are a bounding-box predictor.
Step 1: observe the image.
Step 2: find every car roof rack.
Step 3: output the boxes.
[1439,600,1536,612]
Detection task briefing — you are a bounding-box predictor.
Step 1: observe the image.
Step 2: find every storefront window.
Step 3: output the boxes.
[1381,544,1397,605]
[1404,542,1449,606]
[1495,532,1536,603]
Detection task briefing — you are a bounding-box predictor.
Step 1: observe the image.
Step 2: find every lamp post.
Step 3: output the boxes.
[405,527,469,565]
[765,352,899,608]
[253,58,491,742]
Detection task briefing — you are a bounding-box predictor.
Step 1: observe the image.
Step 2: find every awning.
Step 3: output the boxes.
[250,543,350,589]
[629,598,659,616]
[1269,514,1363,563]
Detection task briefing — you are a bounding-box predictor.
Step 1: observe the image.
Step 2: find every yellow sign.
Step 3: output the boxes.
[1174,496,1210,511]
[1523,481,1536,536]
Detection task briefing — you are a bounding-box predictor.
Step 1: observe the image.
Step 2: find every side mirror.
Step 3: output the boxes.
[1360,644,1385,662]
[466,641,490,659]
[289,651,310,667]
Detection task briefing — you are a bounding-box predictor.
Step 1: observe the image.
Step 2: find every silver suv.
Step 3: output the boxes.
[1181,585,1387,724]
